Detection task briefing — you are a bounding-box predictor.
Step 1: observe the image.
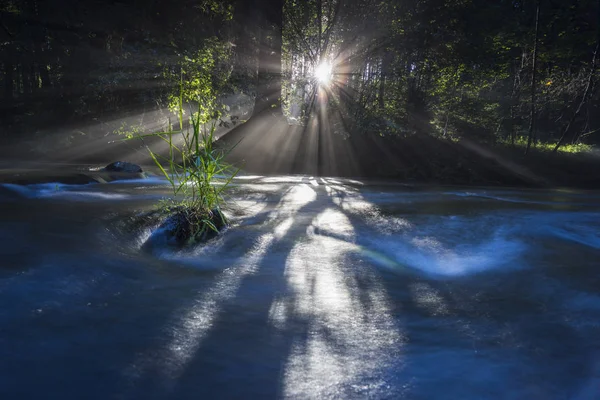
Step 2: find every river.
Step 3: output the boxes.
[1,171,599,399]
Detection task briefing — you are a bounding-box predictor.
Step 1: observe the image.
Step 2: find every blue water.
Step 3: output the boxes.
[1,175,599,399]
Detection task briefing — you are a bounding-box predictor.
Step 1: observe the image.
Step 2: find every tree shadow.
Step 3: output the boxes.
[156,177,407,398]
[117,177,595,399]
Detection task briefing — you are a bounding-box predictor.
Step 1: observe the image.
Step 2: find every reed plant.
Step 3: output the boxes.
[122,90,239,244]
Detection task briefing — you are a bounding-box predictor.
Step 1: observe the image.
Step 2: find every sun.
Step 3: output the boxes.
[314,62,332,85]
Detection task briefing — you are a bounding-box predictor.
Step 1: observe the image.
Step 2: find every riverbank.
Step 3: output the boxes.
[1,121,598,189]
[353,134,600,189]
[216,117,600,189]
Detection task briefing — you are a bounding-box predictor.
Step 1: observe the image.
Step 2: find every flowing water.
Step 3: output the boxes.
[1,171,599,399]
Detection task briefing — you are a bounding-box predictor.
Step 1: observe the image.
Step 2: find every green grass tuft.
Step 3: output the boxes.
[120,89,239,243]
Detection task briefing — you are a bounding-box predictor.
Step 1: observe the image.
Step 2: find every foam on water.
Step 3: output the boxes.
[546,223,600,249]
[445,190,598,207]
[365,226,525,277]
[47,191,131,200]
[2,182,88,198]
[1,182,130,201]
[106,176,168,185]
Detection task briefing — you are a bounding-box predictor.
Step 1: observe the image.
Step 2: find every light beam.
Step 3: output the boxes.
[314,62,332,85]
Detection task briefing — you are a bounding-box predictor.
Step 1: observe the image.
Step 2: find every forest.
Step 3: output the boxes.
[1,0,600,186]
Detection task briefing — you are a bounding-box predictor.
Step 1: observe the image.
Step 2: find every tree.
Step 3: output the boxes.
[525,0,541,155]
[249,0,284,116]
[553,0,600,152]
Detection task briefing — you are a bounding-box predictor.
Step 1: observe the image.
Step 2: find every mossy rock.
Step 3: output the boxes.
[163,208,227,245]
[142,207,227,251]
[105,161,143,173]
[99,161,146,182]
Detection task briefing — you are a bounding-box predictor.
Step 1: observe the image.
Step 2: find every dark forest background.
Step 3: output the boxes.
[1,0,600,185]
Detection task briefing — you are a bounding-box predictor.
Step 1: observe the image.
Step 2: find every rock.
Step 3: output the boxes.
[104,161,143,173]
[100,161,146,181]
[142,208,227,251]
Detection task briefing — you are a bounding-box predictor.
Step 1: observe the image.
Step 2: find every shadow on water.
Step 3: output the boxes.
[123,177,406,398]
[115,181,318,398]
[111,178,600,399]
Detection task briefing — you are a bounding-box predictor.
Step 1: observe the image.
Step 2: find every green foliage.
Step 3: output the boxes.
[164,37,234,119]
[499,137,594,154]
[1,0,236,137]
[196,0,234,20]
[279,0,600,153]
[121,89,239,243]
[114,123,144,139]
[0,1,20,14]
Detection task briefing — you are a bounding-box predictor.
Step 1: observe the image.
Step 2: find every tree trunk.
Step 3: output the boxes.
[509,51,525,146]
[443,110,450,136]
[525,0,540,155]
[573,103,592,144]
[317,0,322,61]
[232,0,258,93]
[251,0,283,117]
[22,60,31,95]
[378,46,390,111]
[39,63,51,88]
[30,64,37,93]
[15,62,22,96]
[4,60,14,101]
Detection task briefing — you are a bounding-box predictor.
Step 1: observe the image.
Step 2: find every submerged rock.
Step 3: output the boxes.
[101,161,146,181]
[104,161,143,173]
[142,208,228,251]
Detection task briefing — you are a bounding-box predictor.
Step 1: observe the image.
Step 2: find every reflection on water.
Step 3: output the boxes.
[0,173,599,399]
